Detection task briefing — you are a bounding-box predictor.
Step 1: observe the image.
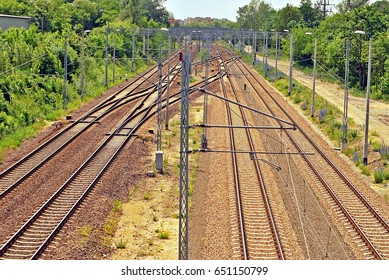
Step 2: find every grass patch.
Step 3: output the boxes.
[157,229,170,240]
[79,225,92,237]
[0,122,45,163]
[113,199,123,213]
[358,163,371,176]
[102,198,125,247]
[374,169,384,184]
[114,238,127,249]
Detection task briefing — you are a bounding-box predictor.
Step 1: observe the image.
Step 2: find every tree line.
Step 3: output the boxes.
[235,0,389,98]
[0,0,171,144]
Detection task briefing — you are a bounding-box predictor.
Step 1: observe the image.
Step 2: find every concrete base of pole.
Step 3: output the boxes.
[341,142,348,152]
[156,150,164,172]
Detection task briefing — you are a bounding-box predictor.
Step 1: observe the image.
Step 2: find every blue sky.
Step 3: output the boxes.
[164,0,344,21]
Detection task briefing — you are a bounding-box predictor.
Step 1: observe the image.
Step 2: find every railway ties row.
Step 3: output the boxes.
[0,45,214,259]
[216,49,285,260]
[0,106,147,259]
[0,51,186,259]
[227,48,389,259]
[0,55,184,200]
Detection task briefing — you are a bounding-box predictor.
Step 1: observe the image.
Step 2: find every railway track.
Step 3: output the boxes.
[214,49,285,260]
[0,89,156,259]
[0,44,226,259]
[223,47,389,259]
[0,53,183,199]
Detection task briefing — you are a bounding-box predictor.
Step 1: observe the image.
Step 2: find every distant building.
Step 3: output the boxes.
[169,18,184,27]
[0,14,31,31]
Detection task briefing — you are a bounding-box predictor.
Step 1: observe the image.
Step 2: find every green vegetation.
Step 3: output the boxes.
[157,228,170,240]
[236,0,389,101]
[114,238,127,249]
[235,0,389,186]
[79,224,92,237]
[238,42,389,186]
[0,0,172,162]
[143,192,151,200]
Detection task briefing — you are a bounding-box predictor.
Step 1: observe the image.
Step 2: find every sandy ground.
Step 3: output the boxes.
[266,58,389,143]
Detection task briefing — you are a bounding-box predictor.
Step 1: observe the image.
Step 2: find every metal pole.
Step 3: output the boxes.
[342,39,350,151]
[363,38,372,165]
[81,31,85,99]
[311,37,317,117]
[132,28,135,72]
[275,32,279,79]
[253,30,257,65]
[262,32,265,72]
[156,45,164,172]
[165,34,171,130]
[288,32,294,95]
[143,34,146,56]
[157,45,163,152]
[147,28,150,61]
[179,54,190,260]
[105,27,109,88]
[264,32,268,77]
[202,37,210,149]
[112,44,116,83]
[63,35,68,110]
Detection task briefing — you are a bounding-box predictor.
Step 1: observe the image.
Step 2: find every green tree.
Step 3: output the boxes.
[299,0,321,27]
[236,0,275,31]
[337,0,370,14]
[273,4,302,31]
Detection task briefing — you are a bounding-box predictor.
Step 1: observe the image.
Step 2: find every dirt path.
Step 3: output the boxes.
[267,58,389,143]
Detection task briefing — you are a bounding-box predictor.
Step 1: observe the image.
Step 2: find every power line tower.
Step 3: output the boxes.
[317,0,334,19]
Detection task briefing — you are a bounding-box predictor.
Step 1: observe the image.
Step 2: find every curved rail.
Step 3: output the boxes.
[0,54,183,199]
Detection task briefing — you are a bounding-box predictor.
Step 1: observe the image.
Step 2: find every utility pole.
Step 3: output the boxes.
[363,38,372,165]
[165,34,171,130]
[81,30,91,98]
[132,28,136,72]
[319,0,334,19]
[63,35,68,110]
[147,28,150,61]
[253,30,257,65]
[105,27,109,88]
[305,32,317,117]
[156,45,164,172]
[264,32,268,77]
[342,39,350,151]
[311,37,317,117]
[179,53,190,260]
[112,44,116,83]
[81,31,86,99]
[355,30,372,165]
[288,32,294,96]
[275,32,279,79]
[202,37,211,149]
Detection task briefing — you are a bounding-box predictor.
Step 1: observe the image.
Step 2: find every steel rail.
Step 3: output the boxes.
[216,55,248,260]
[0,57,183,199]
[229,47,386,260]
[0,54,222,259]
[218,49,285,260]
